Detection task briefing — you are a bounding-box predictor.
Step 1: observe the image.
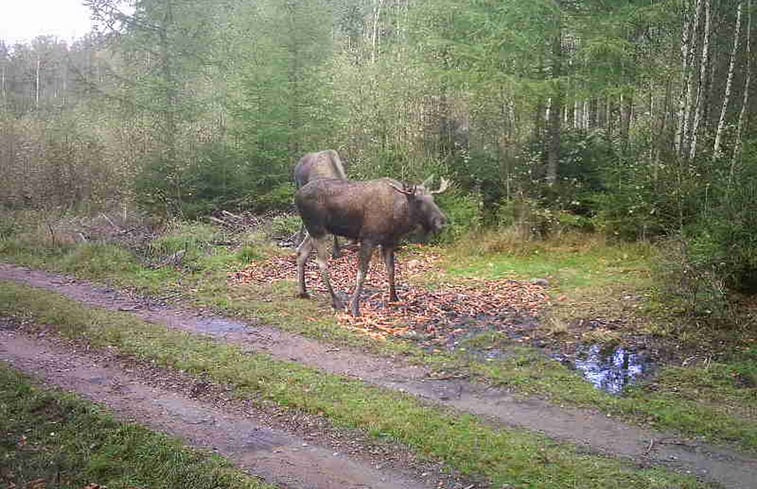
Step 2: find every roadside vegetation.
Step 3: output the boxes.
[0,364,274,489]
[0,281,709,488]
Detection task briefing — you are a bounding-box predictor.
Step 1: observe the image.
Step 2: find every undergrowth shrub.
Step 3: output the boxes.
[494,198,594,239]
[687,167,757,294]
[654,239,730,319]
[434,191,482,243]
[145,221,224,269]
[270,215,302,239]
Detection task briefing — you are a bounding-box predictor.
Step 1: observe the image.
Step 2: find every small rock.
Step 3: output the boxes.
[530,278,550,287]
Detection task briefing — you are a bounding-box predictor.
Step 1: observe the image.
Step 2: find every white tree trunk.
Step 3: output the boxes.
[573,99,579,129]
[1,63,5,108]
[689,0,711,160]
[35,56,40,109]
[676,0,704,156]
[371,0,384,64]
[675,1,694,153]
[732,0,753,175]
[714,2,743,158]
[583,100,589,130]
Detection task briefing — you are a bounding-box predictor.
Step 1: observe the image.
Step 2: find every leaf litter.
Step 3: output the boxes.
[232,246,549,347]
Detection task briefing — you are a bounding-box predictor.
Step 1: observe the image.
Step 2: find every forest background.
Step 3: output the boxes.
[1,0,755,308]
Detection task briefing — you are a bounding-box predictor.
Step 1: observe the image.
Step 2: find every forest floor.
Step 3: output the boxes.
[1,211,755,488]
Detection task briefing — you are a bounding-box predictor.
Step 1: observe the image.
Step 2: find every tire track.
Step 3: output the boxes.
[0,328,464,489]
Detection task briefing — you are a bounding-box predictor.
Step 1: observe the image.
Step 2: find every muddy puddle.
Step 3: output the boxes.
[193,316,249,334]
[561,344,651,395]
[447,327,651,395]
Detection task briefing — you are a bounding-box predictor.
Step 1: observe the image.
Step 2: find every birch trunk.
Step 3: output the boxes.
[675,1,694,153]
[573,99,580,129]
[732,0,753,175]
[714,3,743,158]
[620,92,633,149]
[546,21,563,186]
[1,63,5,108]
[676,0,704,156]
[35,56,40,109]
[689,0,711,160]
[681,0,704,157]
[371,0,384,64]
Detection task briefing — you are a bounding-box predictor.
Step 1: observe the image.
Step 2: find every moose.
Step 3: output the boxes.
[293,150,348,256]
[295,176,450,316]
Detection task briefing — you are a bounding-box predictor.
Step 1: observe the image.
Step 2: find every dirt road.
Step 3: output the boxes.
[1,263,756,489]
[0,325,479,489]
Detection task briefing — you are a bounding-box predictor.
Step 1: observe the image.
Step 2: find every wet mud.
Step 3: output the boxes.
[0,329,469,489]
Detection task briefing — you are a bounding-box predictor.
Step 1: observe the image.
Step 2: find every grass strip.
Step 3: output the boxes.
[0,281,706,489]
[1,239,756,453]
[198,282,757,453]
[0,363,273,489]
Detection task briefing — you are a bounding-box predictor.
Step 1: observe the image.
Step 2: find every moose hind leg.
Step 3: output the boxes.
[296,223,306,246]
[313,237,344,310]
[349,243,375,316]
[381,245,399,302]
[331,235,341,259]
[296,235,314,298]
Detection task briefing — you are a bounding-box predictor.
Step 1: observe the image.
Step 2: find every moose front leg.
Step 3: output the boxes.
[349,242,375,316]
[381,245,399,302]
[296,234,314,298]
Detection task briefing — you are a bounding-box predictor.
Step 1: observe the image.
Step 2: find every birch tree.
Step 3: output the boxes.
[732,0,753,174]
[676,0,704,156]
[713,2,743,158]
[688,0,711,160]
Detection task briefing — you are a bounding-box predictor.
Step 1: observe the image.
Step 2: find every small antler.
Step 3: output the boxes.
[387,181,416,196]
[430,177,451,194]
[421,175,435,189]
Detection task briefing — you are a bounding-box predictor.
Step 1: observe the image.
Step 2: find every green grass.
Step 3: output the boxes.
[0,364,274,489]
[1,222,755,453]
[440,230,655,296]
[0,282,707,489]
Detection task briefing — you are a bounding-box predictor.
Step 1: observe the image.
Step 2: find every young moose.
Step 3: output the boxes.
[295,176,449,316]
[293,149,348,256]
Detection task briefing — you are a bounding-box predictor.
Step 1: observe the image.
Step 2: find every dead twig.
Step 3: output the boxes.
[100,212,121,231]
[645,438,655,454]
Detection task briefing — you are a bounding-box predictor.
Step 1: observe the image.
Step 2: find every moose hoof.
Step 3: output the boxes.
[298,292,310,299]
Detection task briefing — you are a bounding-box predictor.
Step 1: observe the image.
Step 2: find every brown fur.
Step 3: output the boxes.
[293,150,347,187]
[295,177,448,316]
[293,150,348,255]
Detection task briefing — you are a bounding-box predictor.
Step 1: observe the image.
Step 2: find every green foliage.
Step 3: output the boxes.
[688,157,757,293]
[251,183,296,213]
[270,215,302,238]
[434,191,482,243]
[150,222,220,256]
[654,239,730,318]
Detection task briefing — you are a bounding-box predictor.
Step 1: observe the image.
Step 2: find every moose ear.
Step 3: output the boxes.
[421,175,435,189]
